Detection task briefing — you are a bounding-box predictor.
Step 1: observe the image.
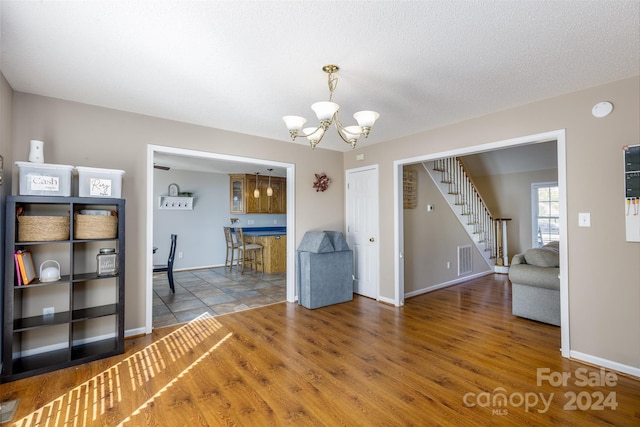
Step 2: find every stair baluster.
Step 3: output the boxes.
[426,156,510,272]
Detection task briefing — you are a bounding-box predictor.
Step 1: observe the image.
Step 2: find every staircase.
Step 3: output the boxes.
[424,157,511,273]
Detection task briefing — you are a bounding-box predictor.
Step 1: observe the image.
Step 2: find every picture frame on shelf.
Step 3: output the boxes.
[168,183,179,196]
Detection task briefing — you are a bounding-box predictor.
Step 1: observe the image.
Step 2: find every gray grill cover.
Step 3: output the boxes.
[297,231,353,309]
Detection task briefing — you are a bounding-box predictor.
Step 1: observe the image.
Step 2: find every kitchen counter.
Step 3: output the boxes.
[232,227,286,274]
[233,226,286,237]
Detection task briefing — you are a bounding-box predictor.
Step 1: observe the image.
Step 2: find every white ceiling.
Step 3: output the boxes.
[1,1,639,158]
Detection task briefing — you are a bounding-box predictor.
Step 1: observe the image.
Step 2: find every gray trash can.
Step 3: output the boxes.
[297,231,353,309]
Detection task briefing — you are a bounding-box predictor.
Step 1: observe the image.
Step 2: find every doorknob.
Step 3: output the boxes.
[369,237,375,242]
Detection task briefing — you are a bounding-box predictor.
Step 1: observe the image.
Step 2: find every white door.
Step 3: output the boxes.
[346,166,379,299]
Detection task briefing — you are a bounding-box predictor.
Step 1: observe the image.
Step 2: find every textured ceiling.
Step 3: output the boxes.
[1,1,639,153]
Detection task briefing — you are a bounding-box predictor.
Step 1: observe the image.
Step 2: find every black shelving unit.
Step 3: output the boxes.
[2,196,125,382]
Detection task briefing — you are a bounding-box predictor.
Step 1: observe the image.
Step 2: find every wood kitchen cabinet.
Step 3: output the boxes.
[247,234,286,274]
[229,174,246,214]
[229,174,286,214]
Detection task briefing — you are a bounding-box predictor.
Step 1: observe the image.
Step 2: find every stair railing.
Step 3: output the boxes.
[433,157,507,262]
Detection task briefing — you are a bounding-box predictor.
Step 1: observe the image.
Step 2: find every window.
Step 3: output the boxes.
[532,182,559,247]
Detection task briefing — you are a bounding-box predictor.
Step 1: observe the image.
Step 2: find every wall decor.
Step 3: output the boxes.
[313,173,331,192]
[403,169,417,208]
[168,183,179,196]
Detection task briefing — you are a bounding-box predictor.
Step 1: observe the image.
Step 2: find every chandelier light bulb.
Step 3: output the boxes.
[311,101,339,121]
[303,127,324,149]
[353,110,380,129]
[283,116,307,140]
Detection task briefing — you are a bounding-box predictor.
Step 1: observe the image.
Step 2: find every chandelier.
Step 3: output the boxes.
[283,65,379,149]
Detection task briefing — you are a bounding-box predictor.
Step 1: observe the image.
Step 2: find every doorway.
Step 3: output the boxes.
[145,145,296,334]
[394,130,570,357]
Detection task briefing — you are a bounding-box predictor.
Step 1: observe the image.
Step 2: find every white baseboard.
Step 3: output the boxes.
[404,270,494,299]
[570,350,640,379]
[494,265,510,274]
[125,327,147,338]
[377,295,396,305]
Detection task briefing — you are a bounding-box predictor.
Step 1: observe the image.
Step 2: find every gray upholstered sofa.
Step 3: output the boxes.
[508,241,560,326]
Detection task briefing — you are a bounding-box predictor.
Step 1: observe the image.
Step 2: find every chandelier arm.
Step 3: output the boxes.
[333,112,363,136]
[304,123,328,137]
[333,120,358,148]
[299,123,328,148]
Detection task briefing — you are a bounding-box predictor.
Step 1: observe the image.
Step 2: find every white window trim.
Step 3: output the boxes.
[531,181,559,247]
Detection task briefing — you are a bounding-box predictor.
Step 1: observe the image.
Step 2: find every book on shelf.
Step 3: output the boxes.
[15,250,36,285]
[14,251,22,286]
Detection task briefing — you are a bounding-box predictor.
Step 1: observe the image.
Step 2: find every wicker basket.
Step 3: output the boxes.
[18,215,70,242]
[74,213,118,239]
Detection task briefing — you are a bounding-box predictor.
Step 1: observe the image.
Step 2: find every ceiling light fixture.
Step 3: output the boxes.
[267,168,274,197]
[283,65,380,149]
[254,172,260,198]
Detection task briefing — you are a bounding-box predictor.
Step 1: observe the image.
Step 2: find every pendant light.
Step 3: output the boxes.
[267,169,273,197]
[254,172,260,198]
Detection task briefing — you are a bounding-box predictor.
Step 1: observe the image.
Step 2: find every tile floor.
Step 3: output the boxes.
[152,266,286,329]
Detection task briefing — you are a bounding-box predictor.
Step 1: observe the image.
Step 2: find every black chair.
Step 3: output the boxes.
[153,234,177,293]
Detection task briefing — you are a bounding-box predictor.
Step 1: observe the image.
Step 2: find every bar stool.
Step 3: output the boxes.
[235,227,264,274]
[223,226,239,269]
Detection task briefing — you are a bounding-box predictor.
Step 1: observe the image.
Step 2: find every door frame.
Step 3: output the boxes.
[345,164,380,300]
[393,129,570,358]
[145,144,296,334]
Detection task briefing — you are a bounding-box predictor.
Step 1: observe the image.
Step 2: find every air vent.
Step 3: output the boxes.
[458,245,472,276]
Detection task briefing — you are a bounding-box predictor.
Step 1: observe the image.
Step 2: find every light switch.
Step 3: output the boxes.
[578,212,591,227]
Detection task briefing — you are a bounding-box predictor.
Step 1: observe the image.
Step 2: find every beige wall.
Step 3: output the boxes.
[10,93,346,331]
[344,76,640,369]
[474,168,558,257]
[1,73,14,361]
[403,164,490,293]
[6,75,640,370]
[1,73,13,189]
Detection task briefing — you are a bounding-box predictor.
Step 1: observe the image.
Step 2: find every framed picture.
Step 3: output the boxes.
[168,183,179,197]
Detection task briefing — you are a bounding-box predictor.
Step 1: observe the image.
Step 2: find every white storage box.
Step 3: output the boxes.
[76,166,125,198]
[16,161,73,196]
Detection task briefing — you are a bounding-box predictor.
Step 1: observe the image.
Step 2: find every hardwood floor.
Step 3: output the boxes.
[2,274,639,426]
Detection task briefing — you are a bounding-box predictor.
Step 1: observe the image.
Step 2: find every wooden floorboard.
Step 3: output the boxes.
[2,273,639,426]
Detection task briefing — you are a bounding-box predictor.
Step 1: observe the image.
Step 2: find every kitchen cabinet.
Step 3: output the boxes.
[229,174,286,214]
[229,174,246,214]
[2,196,125,383]
[246,234,286,274]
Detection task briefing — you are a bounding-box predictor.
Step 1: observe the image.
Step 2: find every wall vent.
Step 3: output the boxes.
[458,245,472,276]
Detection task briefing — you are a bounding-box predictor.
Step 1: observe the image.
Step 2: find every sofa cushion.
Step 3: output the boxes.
[524,247,559,267]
